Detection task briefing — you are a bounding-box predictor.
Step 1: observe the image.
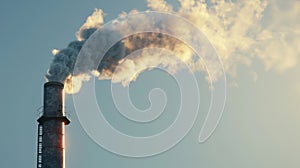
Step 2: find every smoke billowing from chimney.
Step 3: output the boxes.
[45,0,300,94]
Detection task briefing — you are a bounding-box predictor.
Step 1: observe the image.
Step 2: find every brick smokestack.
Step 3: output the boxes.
[37,81,70,168]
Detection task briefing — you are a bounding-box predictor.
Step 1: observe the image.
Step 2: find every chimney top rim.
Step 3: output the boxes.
[44,81,64,88]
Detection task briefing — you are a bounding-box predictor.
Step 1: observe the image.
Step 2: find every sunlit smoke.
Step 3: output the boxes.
[46,0,300,94]
[147,0,299,75]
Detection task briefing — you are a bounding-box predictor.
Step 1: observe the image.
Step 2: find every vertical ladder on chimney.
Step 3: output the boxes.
[37,124,43,168]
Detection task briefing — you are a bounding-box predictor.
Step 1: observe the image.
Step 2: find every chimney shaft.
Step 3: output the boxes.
[37,82,70,168]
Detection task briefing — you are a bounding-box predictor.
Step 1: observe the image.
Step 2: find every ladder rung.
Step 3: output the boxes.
[37,124,43,168]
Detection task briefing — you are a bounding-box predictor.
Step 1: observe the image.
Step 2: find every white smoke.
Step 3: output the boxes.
[147,0,300,75]
[46,0,300,94]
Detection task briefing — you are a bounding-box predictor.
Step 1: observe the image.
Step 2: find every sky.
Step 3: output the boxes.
[0,0,300,168]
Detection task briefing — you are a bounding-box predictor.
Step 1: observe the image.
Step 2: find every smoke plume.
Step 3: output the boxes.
[46,0,300,94]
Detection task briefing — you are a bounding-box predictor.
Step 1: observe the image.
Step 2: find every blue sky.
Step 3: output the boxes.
[1,0,300,167]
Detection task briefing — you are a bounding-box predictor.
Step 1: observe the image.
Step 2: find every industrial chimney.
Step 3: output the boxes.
[37,81,70,168]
